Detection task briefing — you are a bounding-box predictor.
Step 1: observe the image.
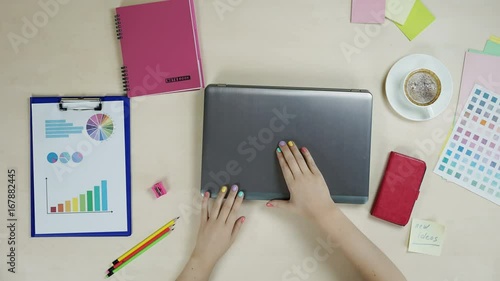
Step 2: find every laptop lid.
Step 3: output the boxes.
[201,84,372,204]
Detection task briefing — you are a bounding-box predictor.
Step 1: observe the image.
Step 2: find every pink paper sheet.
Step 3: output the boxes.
[351,0,386,23]
[456,52,500,120]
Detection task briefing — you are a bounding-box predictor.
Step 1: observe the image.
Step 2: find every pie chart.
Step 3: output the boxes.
[72,152,83,163]
[86,114,114,141]
[47,152,58,163]
[59,152,71,164]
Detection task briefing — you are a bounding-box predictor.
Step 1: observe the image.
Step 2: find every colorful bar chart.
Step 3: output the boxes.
[45,120,84,139]
[48,180,110,214]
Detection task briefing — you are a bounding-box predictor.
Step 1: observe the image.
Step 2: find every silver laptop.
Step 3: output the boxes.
[201,84,372,204]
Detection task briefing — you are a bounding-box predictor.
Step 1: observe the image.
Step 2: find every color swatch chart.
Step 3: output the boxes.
[45,120,84,138]
[47,180,110,214]
[86,114,114,141]
[434,84,500,205]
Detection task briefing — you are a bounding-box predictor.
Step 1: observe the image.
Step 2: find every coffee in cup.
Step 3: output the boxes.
[404,68,441,106]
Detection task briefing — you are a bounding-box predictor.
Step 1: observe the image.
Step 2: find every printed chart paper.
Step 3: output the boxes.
[31,100,130,235]
[434,85,500,206]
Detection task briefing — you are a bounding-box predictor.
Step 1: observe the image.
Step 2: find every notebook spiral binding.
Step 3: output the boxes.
[121,66,130,92]
[115,14,123,40]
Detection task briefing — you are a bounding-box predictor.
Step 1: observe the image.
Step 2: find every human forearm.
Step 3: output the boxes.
[176,255,214,281]
[315,206,407,281]
[177,187,245,281]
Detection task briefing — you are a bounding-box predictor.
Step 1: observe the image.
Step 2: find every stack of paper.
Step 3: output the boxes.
[350,0,435,41]
[434,36,500,206]
[456,36,500,120]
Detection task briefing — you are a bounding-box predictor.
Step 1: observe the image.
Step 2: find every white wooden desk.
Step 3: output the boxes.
[0,0,499,280]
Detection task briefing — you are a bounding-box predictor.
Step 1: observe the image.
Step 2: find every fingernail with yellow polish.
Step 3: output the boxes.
[288,141,294,147]
[221,186,227,193]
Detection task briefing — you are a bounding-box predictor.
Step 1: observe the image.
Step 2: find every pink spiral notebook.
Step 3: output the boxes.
[115,0,204,97]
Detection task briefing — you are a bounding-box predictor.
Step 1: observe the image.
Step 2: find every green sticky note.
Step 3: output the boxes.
[468,49,484,54]
[395,0,435,41]
[483,40,500,56]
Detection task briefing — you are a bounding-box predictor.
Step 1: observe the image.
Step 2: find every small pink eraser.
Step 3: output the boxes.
[151,181,167,198]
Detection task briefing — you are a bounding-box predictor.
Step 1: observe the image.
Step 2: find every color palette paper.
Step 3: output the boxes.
[395,0,435,41]
[351,0,386,24]
[408,219,445,256]
[434,84,500,206]
[386,0,416,25]
[455,52,500,120]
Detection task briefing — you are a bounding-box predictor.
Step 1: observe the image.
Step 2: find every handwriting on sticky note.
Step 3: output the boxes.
[408,219,445,256]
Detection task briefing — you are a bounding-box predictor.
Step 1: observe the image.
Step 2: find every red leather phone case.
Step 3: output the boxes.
[371,151,426,226]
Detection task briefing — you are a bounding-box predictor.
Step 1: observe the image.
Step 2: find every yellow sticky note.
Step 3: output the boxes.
[408,219,445,256]
[490,35,500,44]
[395,0,435,41]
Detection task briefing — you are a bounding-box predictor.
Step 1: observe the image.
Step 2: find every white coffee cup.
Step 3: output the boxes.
[402,68,442,118]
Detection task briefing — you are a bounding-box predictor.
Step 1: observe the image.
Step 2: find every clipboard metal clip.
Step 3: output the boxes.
[59,98,102,111]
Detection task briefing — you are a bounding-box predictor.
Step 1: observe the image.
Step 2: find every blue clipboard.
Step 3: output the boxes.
[30,96,132,237]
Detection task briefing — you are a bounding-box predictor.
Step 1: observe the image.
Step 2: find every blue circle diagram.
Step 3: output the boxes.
[59,152,71,163]
[47,152,58,163]
[72,152,83,163]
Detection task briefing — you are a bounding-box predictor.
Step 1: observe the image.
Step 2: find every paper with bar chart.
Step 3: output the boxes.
[30,98,131,236]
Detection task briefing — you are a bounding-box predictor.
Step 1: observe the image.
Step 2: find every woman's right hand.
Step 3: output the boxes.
[266,140,338,222]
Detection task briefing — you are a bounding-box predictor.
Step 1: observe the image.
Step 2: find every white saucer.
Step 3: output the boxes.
[385,54,453,121]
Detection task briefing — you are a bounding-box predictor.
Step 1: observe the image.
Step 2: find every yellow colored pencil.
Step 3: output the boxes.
[111,217,178,265]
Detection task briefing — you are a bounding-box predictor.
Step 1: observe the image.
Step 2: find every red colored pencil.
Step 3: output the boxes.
[108,226,172,272]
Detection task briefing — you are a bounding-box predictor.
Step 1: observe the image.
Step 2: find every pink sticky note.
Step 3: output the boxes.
[455,52,500,121]
[351,0,386,23]
[151,181,167,198]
